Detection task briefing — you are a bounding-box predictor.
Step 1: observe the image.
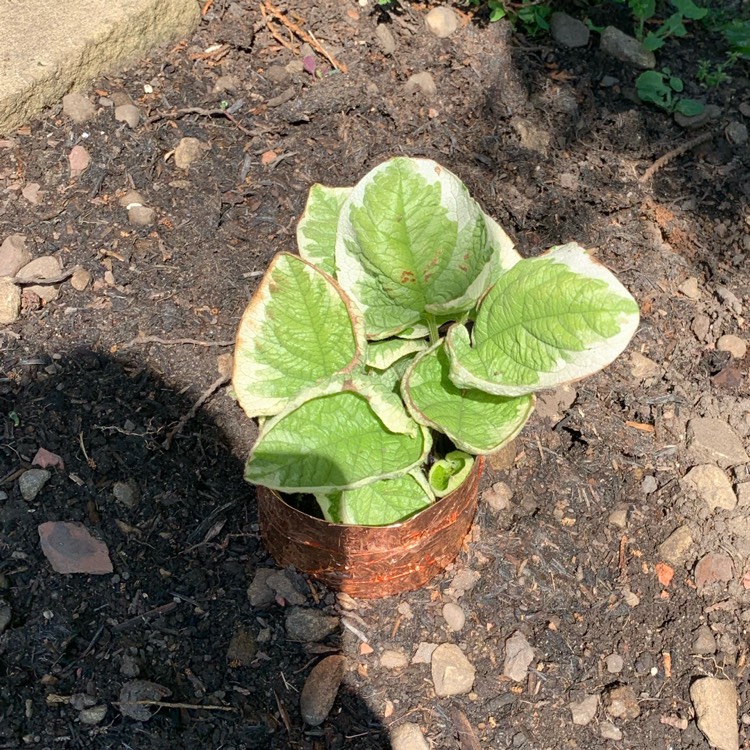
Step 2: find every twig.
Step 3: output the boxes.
[120,335,234,349]
[12,265,81,286]
[201,0,214,14]
[146,107,259,138]
[113,601,179,632]
[114,699,236,713]
[259,3,298,52]
[162,373,230,449]
[262,1,348,73]
[639,131,714,183]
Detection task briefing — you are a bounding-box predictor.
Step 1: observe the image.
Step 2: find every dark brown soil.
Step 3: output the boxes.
[2,1,750,748]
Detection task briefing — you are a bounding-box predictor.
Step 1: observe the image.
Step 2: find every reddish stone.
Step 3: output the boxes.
[38,521,113,574]
[694,552,733,589]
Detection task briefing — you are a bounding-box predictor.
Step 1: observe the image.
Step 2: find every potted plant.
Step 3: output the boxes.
[233,157,639,596]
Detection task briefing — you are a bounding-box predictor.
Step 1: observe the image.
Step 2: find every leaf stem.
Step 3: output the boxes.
[426,314,439,345]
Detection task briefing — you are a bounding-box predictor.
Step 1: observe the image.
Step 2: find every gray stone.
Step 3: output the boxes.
[248,568,275,607]
[608,507,629,528]
[19,469,51,501]
[266,571,306,605]
[629,352,661,381]
[605,653,624,673]
[16,256,61,282]
[738,482,750,507]
[128,205,156,226]
[412,641,439,664]
[0,601,11,633]
[550,12,589,48]
[600,26,655,69]
[692,314,711,341]
[300,655,346,726]
[425,7,458,38]
[173,136,205,170]
[483,481,513,513]
[70,267,92,291]
[687,418,749,469]
[226,629,256,666]
[375,24,396,55]
[692,625,717,655]
[390,722,429,750]
[725,121,748,146]
[118,680,171,721]
[716,334,747,359]
[641,476,658,494]
[0,277,21,324]
[678,276,701,299]
[113,481,140,509]
[431,643,475,697]
[213,74,240,92]
[503,631,534,682]
[62,92,96,123]
[380,649,408,669]
[115,103,140,128]
[285,607,339,642]
[512,117,550,154]
[0,234,31,277]
[681,464,737,511]
[449,569,480,594]
[658,525,694,564]
[690,678,739,750]
[674,104,721,129]
[79,705,108,725]
[605,685,640,720]
[404,72,437,98]
[570,694,598,725]
[442,602,466,632]
[716,286,743,315]
[535,384,576,423]
[600,721,622,741]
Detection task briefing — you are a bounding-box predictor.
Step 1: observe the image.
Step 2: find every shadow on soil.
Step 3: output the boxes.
[0,349,389,749]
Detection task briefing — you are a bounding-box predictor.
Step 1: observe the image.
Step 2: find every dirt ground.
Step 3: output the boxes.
[1,1,750,748]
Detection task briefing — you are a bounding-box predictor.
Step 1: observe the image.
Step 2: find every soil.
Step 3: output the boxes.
[1,1,750,748]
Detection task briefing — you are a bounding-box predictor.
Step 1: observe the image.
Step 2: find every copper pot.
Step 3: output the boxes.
[256,456,484,598]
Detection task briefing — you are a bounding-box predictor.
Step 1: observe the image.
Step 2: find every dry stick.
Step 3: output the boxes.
[146,107,259,138]
[120,335,234,350]
[262,0,348,73]
[259,3,298,52]
[114,699,236,713]
[113,601,179,632]
[12,265,81,286]
[163,373,230,450]
[639,131,714,183]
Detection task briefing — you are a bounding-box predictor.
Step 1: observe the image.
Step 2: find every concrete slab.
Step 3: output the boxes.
[0,0,200,135]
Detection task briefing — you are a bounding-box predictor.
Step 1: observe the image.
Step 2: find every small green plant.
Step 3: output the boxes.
[723,18,750,58]
[696,52,739,88]
[465,0,552,33]
[233,158,639,527]
[617,0,708,50]
[636,68,704,115]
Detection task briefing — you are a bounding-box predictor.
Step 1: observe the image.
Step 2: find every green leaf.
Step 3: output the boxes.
[245,389,431,492]
[314,490,343,523]
[674,98,705,116]
[671,0,707,20]
[446,243,640,396]
[339,471,434,525]
[668,76,684,92]
[233,253,366,417]
[428,451,474,498]
[335,157,498,338]
[403,341,535,453]
[297,184,352,276]
[366,338,429,370]
[642,32,665,51]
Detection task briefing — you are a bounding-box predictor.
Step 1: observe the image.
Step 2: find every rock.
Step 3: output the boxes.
[641,475,658,494]
[658,525,694,565]
[687,418,749,469]
[213,74,241,93]
[404,72,437,98]
[380,649,408,669]
[487,440,517,471]
[674,104,721,129]
[62,93,96,123]
[226,629,256,666]
[690,678,739,750]
[738,483,750,507]
[38,521,113,574]
[692,625,717,655]
[0,601,11,633]
[115,103,140,128]
[716,286,743,315]
[695,552,733,589]
[550,12,590,48]
[0,234,30,276]
[622,586,640,607]
[375,24,396,55]
[605,654,624,673]
[118,680,171,721]
[16,256,61,282]
[608,507,628,528]
[128,205,156,226]
[600,26,655,69]
[570,694,598,725]
[600,721,622,740]
[692,314,711,341]
[69,145,91,177]
[397,601,413,619]
[431,644,475,696]
[726,121,748,146]
[120,653,141,678]
[449,569,480,594]
[503,631,534,682]
[300,655,347,726]
[425,7,458,38]
[678,276,701,299]
[717,334,747,359]
[336,592,357,611]
[248,568,276,607]
[266,571,306,605]
[79,705,108,725]
[412,642,439,664]
[629,352,661,381]
[113,481,140,510]
[681,464,737,511]
[0,277,21,323]
[534,384,576,423]
[605,685,640,720]
[174,137,206,170]
[390,722,429,750]
[285,607,339,642]
[19,469,51,501]
[512,117,550,155]
[22,182,42,204]
[483,481,513,513]
[119,190,145,208]
[70,268,92,291]
[442,602,466,632]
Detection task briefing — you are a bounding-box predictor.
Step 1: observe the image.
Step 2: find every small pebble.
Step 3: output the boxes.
[174,137,206,170]
[113,481,140,510]
[0,602,11,633]
[605,654,624,673]
[716,334,747,359]
[678,277,701,300]
[62,93,96,123]
[600,721,622,741]
[641,476,658,494]
[658,525,694,564]
[692,314,711,341]
[380,650,408,669]
[115,104,140,128]
[442,602,466,632]
[692,625,717,655]
[300,655,347,726]
[412,642,439,664]
[285,607,339,642]
[483,482,513,513]
[375,24,396,55]
[391,722,429,750]
[0,278,21,324]
[404,72,437,98]
[128,205,156,227]
[690,677,739,750]
[70,268,92,291]
[0,233,30,276]
[726,121,748,145]
[79,705,108,725]
[19,469,51,501]
[570,694,598,725]
[608,508,628,528]
[425,6,458,38]
[431,644,475,697]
